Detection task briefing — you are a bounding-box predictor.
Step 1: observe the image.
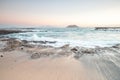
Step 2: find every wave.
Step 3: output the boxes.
[2,28,120,48]
[23,34,119,48]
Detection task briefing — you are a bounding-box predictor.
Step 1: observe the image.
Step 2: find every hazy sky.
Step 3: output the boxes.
[0,0,120,27]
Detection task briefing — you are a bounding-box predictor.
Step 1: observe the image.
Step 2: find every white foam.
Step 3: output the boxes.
[19,33,119,48]
[6,29,120,48]
[31,34,41,41]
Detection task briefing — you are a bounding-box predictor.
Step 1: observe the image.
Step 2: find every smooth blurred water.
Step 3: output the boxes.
[1,27,120,47]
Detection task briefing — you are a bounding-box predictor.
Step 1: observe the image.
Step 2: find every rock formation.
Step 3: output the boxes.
[0,30,22,35]
[66,25,79,28]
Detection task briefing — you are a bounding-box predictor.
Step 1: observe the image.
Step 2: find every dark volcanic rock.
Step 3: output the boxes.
[33,41,46,44]
[81,48,95,54]
[20,47,24,50]
[71,47,79,53]
[71,48,78,51]
[0,30,22,35]
[31,41,56,44]
[0,55,3,57]
[31,53,40,59]
[71,47,96,59]
[79,47,95,54]
[22,40,28,44]
[22,44,35,48]
[112,44,120,49]
[95,27,120,30]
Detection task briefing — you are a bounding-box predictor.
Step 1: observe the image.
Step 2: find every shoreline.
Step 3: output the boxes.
[0,38,120,59]
[0,37,120,80]
[0,28,120,48]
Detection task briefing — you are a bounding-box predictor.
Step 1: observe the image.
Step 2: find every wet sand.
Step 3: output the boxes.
[0,39,120,80]
[0,51,105,80]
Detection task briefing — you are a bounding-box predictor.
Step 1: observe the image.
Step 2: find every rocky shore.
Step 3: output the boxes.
[95,27,120,31]
[0,30,22,35]
[0,38,120,60]
[0,38,120,80]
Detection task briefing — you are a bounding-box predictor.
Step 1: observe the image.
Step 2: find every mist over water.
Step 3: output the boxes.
[2,27,120,47]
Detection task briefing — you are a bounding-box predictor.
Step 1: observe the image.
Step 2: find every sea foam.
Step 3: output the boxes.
[2,28,120,48]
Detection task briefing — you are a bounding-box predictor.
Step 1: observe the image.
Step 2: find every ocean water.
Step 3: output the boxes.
[1,27,120,80]
[1,27,120,47]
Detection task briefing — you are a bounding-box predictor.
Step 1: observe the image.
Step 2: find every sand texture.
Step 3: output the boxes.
[0,38,120,80]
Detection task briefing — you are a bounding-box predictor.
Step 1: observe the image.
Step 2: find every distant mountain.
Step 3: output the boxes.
[66,25,79,28]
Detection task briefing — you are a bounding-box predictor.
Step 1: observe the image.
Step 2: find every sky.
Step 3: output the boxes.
[0,0,120,27]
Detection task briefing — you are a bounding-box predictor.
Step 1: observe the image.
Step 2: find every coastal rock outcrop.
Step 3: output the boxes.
[61,44,70,49]
[1,38,23,51]
[32,41,56,44]
[31,53,40,59]
[1,37,120,60]
[95,27,120,31]
[112,44,120,49]
[80,48,95,54]
[0,54,3,57]
[71,47,96,59]
[0,30,22,35]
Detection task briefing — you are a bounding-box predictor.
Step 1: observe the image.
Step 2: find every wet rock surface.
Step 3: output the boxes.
[31,41,56,44]
[0,55,3,57]
[0,38,120,80]
[95,27,120,31]
[31,53,40,59]
[4,39,22,51]
[0,38,120,60]
[112,44,120,49]
[0,30,22,35]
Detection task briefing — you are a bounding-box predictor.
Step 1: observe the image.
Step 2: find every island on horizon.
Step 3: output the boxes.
[66,25,80,28]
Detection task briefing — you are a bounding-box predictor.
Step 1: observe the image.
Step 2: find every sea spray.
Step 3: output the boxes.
[1,27,120,48]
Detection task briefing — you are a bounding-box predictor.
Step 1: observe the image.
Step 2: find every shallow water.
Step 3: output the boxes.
[80,48,120,80]
[1,27,120,47]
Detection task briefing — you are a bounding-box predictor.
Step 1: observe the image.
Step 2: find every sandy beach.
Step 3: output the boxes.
[0,38,120,80]
[0,50,104,80]
[1,0,120,79]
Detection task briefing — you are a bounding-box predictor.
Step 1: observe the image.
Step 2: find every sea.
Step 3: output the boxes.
[1,27,120,48]
[1,27,120,80]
